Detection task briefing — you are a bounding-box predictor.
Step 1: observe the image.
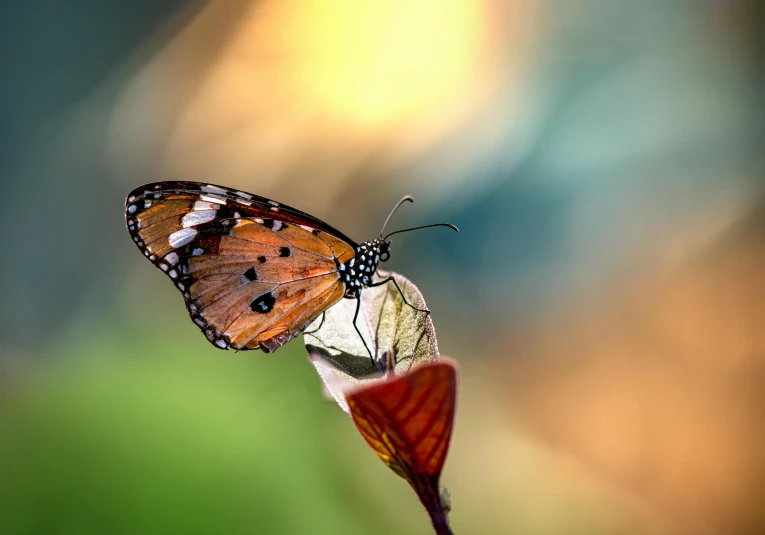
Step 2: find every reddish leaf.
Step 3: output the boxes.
[347,360,457,534]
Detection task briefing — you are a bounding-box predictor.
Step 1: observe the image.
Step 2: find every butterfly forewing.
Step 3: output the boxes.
[125,182,357,352]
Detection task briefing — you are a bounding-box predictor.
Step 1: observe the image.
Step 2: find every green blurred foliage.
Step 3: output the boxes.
[0,332,396,534]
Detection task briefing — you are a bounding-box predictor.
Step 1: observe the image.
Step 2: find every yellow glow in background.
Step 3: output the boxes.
[270,0,485,129]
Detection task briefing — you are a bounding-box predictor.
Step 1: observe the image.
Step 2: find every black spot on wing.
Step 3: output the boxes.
[216,205,239,219]
[244,267,258,281]
[260,218,288,231]
[279,247,291,258]
[250,292,276,314]
[258,256,267,263]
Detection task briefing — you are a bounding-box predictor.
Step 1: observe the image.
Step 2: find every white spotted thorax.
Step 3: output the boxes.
[339,238,390,298]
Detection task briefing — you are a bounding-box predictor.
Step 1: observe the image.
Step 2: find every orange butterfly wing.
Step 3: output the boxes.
[125,182,356,352]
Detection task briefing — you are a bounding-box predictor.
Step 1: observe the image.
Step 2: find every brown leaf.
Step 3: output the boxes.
[347,360,458,535]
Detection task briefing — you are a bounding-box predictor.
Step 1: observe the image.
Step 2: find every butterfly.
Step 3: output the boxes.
[125,181,456,361]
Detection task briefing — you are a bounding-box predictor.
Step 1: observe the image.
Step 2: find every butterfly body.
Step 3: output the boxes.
[125,181,391,353]
[339,238,389,299]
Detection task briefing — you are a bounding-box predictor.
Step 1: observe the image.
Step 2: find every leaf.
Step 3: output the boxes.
[304,270,440,413]
[347,360,458,535]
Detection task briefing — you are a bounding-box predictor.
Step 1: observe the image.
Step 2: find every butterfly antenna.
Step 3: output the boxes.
[384,223,459,240]
[379,195,415,237]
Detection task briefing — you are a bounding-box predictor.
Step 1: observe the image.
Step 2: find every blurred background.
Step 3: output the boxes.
[1,0,763,533]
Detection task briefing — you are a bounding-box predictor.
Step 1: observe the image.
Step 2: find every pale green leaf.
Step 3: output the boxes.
[304,270,440,413]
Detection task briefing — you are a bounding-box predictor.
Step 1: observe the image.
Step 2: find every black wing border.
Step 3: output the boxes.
[125,181,359,249]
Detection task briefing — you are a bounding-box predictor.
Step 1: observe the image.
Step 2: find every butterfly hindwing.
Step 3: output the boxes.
[125,182,357,351]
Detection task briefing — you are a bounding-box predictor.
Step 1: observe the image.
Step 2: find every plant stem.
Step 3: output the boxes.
[415,475,454,535]
[428,507,454,535]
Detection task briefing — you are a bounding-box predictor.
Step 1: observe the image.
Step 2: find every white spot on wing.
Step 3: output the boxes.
[215,339,227,349]
[181,210,216,228]
[236,191,253,200]
[169,269,178,279]
[271,220,282,231]
[200,194,227,205]
[193,200,216,211]
[144,200,152,208]
[268,200,279,206]
[192,247,204,256]
[165,252,179,265]
[201,184,227,195]
[168,228,197,248]
[127,204,137,213]
[160,263,169,271]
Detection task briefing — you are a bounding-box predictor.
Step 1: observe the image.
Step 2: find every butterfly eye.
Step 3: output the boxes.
[380,251,390,262]
[379,241,391,262]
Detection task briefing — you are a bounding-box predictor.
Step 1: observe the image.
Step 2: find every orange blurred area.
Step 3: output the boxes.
[496,196,765,534]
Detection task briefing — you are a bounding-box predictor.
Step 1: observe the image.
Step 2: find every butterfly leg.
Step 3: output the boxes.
[303,311,326,335]
[352,297,376,367]
[368,276,430,315]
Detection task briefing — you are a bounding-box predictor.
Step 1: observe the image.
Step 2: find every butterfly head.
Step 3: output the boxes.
[379,239,391,262]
